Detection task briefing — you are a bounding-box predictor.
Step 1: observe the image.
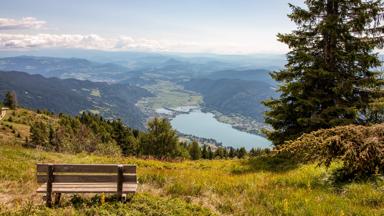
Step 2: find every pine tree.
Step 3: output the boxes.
[140,117,181,159]
[237,147,247,159]
[30,121,49,147]
[201,145,208,159]
[228,147,235,158]
[264,0,384,146]
[189,140,202,160]
[207,146,214,160]
[3,91,17,110]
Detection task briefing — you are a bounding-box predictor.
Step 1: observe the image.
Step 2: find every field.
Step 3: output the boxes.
[137,80,202,111]
[1,109,384,215]
[1,142,384,215]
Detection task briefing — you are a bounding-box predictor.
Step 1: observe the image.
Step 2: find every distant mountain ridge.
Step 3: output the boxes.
[0,56,137,83]
[0,71,152,129]
[203,69,276,85]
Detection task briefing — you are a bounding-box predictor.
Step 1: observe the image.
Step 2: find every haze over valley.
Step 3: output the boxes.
[0,52,282,148]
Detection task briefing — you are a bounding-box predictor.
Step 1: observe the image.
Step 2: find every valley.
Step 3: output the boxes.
[0,54,278,150]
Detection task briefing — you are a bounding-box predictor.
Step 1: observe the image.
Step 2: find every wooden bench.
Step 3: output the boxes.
[36,164,138,207]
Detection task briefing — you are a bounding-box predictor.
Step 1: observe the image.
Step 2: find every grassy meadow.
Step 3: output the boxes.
[0,143,383,215]
[1,109,384,215]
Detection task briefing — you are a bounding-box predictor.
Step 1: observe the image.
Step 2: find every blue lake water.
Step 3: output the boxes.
[170,110,272,150]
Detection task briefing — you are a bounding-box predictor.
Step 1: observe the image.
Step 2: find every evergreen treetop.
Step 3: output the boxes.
[264,0,384,146]
[3,91,17,110]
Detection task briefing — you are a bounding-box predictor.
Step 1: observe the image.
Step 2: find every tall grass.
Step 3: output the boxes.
[0,143,383,215]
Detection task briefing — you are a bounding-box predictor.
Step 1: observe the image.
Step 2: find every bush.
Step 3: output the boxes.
[94,141,122,157]
[278,124,384,180]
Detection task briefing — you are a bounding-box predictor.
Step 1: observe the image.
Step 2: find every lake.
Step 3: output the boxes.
[170,110,271,150]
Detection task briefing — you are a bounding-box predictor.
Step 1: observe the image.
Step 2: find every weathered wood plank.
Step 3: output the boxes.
[37,174,137,183]
[37,184,137,193]
[38,183,137,189]
[39,183,130,188]
[37,188,137,193]
[46,164,54,207]
[117,165,124,201]
[37,164,136,173]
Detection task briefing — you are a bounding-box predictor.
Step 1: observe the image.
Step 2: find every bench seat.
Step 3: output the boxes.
[36,164,138,206]
[37,182,138,193]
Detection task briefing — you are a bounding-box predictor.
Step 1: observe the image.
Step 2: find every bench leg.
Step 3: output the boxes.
[46,164,54,207]
[46,192,52,207]
[54,193,61,206]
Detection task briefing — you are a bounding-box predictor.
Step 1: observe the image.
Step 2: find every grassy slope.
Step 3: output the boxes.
[0,109,384,215]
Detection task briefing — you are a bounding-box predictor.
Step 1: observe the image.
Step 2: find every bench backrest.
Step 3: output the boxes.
[36,164,137,183]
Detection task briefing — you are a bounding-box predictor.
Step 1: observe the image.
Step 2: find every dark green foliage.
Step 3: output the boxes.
[30,121,49,147]
[264,0,384,146]
[189,140,202,160]
[201,145,208,159]
[214,147,226,159]
[140,117,185,159]
[79,112,140,156]
[0,71,152,129]
[27,112,198,159]
[228,147,235,158]
[249,148,271,157]
[279,124,384,180]
[366,95,384,124]
[237,147,247,159]
[3,91,17,109]
[207,146,214,160]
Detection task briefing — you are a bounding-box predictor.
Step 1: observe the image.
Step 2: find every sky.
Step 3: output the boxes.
[0,0,303,54]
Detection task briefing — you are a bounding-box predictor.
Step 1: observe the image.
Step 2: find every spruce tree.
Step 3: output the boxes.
[140,117,181,159]
[30,121,49,147]
[201,145,208,159]
[207,146,214,160]
[3,91,17,110]
[237,147,247,159]
[264,0,384,146]
[189,140,202,160]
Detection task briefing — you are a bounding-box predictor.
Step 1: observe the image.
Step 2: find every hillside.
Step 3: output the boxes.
[183,79,277,122]
[203,69,276,85]
[0,71,152,129]
[1,109,383,215]
[0,56,138,83]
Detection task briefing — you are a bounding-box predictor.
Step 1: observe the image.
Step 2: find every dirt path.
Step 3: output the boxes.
[0,108,7,120]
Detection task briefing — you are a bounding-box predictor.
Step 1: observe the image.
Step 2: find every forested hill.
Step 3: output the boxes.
[0,71,152,129]
[203,69,276,85]
[0,56,137,82]
[183,78,277,122]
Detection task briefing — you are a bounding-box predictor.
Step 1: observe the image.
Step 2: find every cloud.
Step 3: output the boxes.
[0,17,46,30]
[0,33,190,52]
[0,33,170,51]
[0,33,288,54]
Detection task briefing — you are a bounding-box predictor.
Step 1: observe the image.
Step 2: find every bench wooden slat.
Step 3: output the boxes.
[36,163,138,206]
[37,164,136,173]
[38,183,131,188]
[37,183,137,193]
[37,174,137,183]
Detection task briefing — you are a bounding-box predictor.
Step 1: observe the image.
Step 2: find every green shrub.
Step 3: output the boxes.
[279,124,384,180]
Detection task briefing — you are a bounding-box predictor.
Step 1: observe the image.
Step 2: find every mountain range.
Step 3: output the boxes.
[0,56,137,83]
[183,78,277,122]
[0,55,281,128]
[0,71,152,129]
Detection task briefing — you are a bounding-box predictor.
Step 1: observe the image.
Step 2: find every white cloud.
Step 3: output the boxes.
[0,17,46,30]
[0,33,167,51]
[0,33,288,54]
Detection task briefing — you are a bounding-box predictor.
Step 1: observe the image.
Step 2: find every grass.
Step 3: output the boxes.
[137,80,202,110]
[1,109,384,215]
[0,143,383,215]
